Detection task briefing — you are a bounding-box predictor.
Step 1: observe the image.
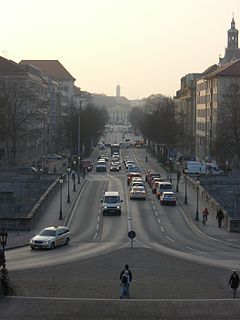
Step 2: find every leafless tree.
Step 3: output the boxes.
[0,78,46,161]
[215,79,240,166]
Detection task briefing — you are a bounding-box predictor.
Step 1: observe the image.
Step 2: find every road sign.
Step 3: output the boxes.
[128,230,136,239]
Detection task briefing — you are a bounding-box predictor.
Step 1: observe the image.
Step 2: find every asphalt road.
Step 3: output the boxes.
[2,128,240,319]
[2,247,240,319]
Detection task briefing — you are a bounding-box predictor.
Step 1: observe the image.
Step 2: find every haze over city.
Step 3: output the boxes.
[1,0,240,98]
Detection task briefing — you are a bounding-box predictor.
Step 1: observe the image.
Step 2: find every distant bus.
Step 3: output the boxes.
[110,144,120,156]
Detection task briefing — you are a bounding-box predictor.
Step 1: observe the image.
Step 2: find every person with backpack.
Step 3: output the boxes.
[120,270,130,299]
[202,208,209,225]
[120,264,132,299]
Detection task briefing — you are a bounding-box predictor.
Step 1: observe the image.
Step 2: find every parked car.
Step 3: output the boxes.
[160,191,176,206]
[47,153,62,160]
[29,226,71,249]
[17,166,39,174]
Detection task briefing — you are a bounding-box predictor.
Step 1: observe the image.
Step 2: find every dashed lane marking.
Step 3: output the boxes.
[161,226,164,233]
[157,218,161,224]
[186,246,208,254]
[155,211,158,217]
[166,236,175,243]
[93,233,97,239]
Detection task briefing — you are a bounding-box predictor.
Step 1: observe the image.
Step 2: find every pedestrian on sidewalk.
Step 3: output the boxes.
[216,207,224,228]
[120,264,132,299]
[228,270,239,298]
[202,208,209,221]
[202,208,209,225]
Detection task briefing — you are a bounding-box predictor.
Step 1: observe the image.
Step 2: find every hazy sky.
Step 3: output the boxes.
[1,0,240,99]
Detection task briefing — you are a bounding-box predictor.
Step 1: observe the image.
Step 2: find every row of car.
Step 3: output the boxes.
[146,170,176,206]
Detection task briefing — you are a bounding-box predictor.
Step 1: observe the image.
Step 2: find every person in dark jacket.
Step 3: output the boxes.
[228,270,240,298]
[120,265,132,298]
[216,207,224,228]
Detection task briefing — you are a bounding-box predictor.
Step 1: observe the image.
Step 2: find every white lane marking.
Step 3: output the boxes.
[161,226,164,232]
[157,218,161,224]
[97,215,100,222]
[152,205,156,210]
[186,246,208,254]
[96,224,99,230]
[166,236,175,243]
[155,211,158,217]
[93,233,97,239]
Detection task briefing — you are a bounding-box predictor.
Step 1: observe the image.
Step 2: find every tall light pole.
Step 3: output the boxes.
[195,178,200,221]
[77,156,80,184]
[67,167,71,203]
[176,161,180,192]
[184,169,188,204]
[59,174,63,220]
[0,228,8,289]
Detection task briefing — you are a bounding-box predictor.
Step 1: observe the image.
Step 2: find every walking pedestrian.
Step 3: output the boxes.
[228,270,240,298]
[202,208,209,222]
[216,207,224,228]
[120,264,132,299]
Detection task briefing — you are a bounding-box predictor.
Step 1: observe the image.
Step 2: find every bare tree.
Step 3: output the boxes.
[0,78,46,161]
[215,79,240,166]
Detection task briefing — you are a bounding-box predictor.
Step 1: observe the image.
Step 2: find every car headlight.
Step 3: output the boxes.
[117,206,120,209]
[30,239,33,243]
[103,206,107,209]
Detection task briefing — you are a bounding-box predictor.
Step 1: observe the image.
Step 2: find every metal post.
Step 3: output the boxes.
[184,171,188,204]
[0,229,8,289]
[77,156,80,184]
[195,180,200,221]
[59,175,63,220]
[67,168,70,203]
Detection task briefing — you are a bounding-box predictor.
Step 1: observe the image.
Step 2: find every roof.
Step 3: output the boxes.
[205,59,240,79]
[0,56,26,75]
[202,64,218,76]
[19,60,76,81]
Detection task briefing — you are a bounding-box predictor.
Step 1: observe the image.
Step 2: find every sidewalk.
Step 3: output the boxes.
[6,174,87,249]
[146,151,240,248]
[176,177,240,247]
[5,148,100,249]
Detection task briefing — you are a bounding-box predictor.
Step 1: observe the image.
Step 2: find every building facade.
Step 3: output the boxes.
[195,59,240,161]
[175,73,201,159]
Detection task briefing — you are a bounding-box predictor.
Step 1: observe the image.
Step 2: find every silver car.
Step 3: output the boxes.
[29,226,71,249]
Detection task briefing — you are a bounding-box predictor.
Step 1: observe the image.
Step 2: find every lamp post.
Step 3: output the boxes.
[184,169,188,204]
[0,228,8,288]
[176,161,180,192]
[59,174,63,220]
[195,178,200,221]
[67,167,71,203]
[72,171,76,192]
[77,156,80,184]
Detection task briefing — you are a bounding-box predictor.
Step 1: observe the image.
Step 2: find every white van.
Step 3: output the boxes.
[184,161,206,174]
[102,191,123,215]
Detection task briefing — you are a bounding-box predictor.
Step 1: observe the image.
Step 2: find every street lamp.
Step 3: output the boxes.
[176,161,180,192]
[77,156,80,184]
[59,174,63,220]
[195,178,200,221]
[72,171,76,192]
[67,167,71,203]
[0,228,8,288]
[184,169,188,204]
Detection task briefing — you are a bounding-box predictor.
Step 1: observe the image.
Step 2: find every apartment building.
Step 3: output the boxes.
[195,59,240,161]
